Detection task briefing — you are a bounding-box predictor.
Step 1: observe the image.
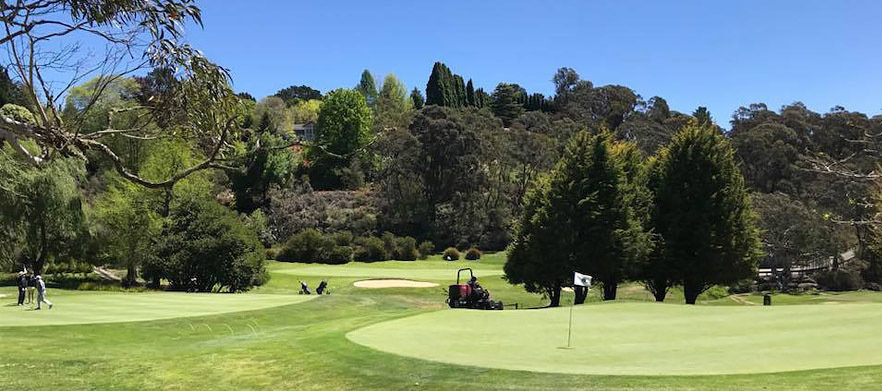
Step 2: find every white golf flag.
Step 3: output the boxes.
[574,272,592,287]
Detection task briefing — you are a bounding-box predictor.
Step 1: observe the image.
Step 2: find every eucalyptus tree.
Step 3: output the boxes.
[0,0,249,189]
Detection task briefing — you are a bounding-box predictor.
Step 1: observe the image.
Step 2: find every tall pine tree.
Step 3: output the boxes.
[647,122,762,304]
[355,70,378,107]
[410,87,425,110]
[425,62,447,106]
[466,79,476,107]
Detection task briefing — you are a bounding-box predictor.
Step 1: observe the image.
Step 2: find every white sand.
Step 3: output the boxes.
[353,279,439,288]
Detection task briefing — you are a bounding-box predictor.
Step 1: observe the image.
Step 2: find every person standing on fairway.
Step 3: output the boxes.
[27,273,36,305]
[35,275,53,310]
[16,270,28,306]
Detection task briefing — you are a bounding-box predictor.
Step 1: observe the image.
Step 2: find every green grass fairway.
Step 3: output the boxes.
[348,302,882,376]
[7,257,882,390]
[0,292,314,326]
[271,256,504,281]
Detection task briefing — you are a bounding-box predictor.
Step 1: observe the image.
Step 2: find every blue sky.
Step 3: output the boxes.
[185,1,882,126]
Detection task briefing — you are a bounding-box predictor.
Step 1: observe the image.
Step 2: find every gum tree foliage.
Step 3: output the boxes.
[376,106,500,246]
[729,102,881,282]
[645,123,762,304]
[552,67,580,97]
[228,130,297,213]
[752,192,844,284]
[274,84,321,106]
[0,0,252,189]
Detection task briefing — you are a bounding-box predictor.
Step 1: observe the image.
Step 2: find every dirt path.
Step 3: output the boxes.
[729,295,759,306]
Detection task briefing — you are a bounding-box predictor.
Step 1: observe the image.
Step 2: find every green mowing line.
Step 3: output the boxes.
[347,302,882,376]
[0,291,315,327]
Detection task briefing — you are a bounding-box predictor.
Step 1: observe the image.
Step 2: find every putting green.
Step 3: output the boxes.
[273,261,502,280]
[0,292,314,327]
[348,302,882,375]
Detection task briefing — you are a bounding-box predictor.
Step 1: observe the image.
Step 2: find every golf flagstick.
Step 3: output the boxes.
[567,289,574,348]
[564,272,592,349]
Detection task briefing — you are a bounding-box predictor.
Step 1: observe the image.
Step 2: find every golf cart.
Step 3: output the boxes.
[447,268,503,310]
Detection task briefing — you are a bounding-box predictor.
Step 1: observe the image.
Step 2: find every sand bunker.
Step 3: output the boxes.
[353,279,439,288]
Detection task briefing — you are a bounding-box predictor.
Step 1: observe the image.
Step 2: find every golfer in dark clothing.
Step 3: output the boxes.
[16,271,27,306]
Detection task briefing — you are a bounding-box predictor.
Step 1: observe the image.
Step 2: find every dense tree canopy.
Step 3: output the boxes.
[646,123,762,304]
[309,89,373,189]
[275,85,322,106]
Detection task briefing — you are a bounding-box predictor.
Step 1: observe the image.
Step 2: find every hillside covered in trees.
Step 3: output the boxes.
[0,0,879,296]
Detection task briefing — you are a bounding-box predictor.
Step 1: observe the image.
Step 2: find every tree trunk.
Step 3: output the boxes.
[684,282,702,305]
[602,281,617,301]
[573,286,588,304]
[548,283,562,307]
[123,260,138,287]
[653,282,668,302]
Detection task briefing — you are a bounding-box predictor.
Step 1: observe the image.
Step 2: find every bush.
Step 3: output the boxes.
[699,285,730,300]
[326,246,354,264]
[394,236,418,261]
[815,269,864,291]
[381,232,397,258]
[727,279,756,294]
[330,231,354,247]
[443,247,460,261]
[151,196,266,292]
[265,247,279,260]
[464,247,482,261]
[418,240,434,260]
[353,236,388,262]
[277,229,334,263]
[266,185,379,245]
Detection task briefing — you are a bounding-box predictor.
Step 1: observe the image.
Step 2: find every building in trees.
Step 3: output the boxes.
[294,122,317,141]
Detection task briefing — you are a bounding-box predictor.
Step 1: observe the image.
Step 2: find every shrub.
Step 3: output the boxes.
[151,196,266,292]
[395,236,418,261]
[266,185,379,244]
[465,247,482,261]
[699,285,729,300]
[442,247,460,261]
[326,246,354,265]
[353,236,387,262]
[418,240,434,260]
[381,231,397,258]
[330,231,354,247]
[264,247,279,260]
[727,279,755,294]
[277,229,334,263]
[815,269,864,291]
